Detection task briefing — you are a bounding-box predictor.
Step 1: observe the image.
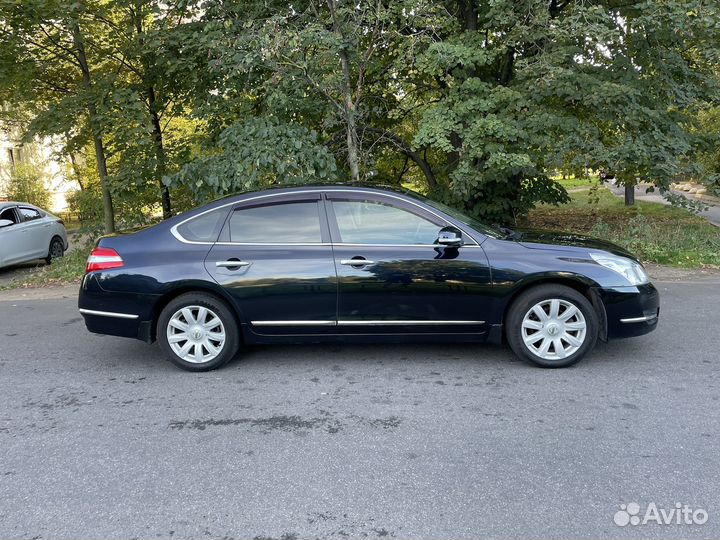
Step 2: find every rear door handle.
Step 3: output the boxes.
[340,258,375,266]
[216,260,251,268]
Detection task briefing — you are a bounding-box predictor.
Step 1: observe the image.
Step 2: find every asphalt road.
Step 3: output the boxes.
[0,280,718,540]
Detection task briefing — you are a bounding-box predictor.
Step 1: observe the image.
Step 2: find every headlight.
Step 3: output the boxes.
[590,253,650,285]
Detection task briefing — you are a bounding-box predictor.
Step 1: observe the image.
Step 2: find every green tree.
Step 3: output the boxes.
[3,162,51,208]
[411,0,719,221]
[0,0,117,232]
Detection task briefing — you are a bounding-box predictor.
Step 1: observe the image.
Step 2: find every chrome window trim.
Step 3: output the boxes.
[211,242,484,248]
[170,188,482,245]
[79,308,139,320]
[214,242,331,247]
[620,314,658,324]
[333,243,484,249]
[251,320,485,326]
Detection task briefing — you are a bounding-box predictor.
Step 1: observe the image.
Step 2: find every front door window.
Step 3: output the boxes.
[331,199,440,245]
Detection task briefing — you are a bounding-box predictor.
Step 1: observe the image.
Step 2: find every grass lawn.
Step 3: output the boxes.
[521,187,720,268]
[554,175,599,190]
[0,246,90,290]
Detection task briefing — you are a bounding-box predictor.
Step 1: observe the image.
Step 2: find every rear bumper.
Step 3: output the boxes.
[597,283,659,339]
[78,274,157,342]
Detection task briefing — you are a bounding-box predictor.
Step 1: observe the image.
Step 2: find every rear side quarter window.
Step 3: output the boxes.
[175,208,229,242]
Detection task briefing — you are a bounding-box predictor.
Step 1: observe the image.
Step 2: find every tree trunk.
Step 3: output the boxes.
[624,182,635,206]
[327,0,360,182]
[457,0,478,31]
[132,9,172,219]
[68,151,84,190]
[147,85,172,219]
[362,127,438,189]
[71,20,115,233]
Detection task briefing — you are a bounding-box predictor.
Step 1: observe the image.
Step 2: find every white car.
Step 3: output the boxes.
[0,202,69,269]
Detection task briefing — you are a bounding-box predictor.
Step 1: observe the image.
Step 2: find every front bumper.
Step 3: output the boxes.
[596,283,659,339]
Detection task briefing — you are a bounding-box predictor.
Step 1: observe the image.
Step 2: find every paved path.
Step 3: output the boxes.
[606,183,720,227]
[0,281,718,539]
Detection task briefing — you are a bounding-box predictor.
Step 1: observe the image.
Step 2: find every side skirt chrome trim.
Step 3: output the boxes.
[338,320,485,326]
[79,308,139,320]
[620,315,657,324]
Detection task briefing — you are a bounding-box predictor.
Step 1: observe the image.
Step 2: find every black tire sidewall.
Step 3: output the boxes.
[47,237,64,263]
[157,293,240,372]
[506,285,598,368]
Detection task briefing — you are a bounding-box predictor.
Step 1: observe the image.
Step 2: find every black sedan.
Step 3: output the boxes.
[79,185,659,371]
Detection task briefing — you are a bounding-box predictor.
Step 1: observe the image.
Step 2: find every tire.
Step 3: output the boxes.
[45,236,65,264]
[157,292,240,372]
[505,284,598,368]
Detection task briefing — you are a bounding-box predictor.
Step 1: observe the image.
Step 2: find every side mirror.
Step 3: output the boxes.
[0,219,14,229]
[436,226,463,247]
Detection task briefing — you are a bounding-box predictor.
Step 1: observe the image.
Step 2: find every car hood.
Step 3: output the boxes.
[515,229,639,261]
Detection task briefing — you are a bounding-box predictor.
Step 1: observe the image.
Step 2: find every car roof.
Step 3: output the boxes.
[0,201,38,208]
[205,182,420,206]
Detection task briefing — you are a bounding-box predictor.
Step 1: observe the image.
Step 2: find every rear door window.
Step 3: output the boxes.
[228,201,322,243]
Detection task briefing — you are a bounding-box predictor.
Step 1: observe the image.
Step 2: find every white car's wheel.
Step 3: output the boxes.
[45,236,64,264]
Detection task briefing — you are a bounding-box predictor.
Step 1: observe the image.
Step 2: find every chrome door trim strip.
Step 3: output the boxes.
[620,315,657,323]
[251,320,337,326]
[79,308,139,320]
[250,319,486,327]
[170,188,482,245]
[338,320,485,326]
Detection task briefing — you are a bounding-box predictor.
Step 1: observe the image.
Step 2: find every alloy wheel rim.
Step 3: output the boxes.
[166,305,226,363]
[521,299,587,361]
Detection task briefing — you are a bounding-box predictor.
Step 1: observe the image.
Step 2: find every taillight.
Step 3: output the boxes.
[86,247,124,273]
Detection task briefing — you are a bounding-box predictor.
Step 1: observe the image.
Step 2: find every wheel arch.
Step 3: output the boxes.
[501,274,607,342]
[48,234,65,252]
[148,282,244,343]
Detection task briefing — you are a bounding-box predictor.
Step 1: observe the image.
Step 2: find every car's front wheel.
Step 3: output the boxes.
[506,284,598,368]
[157,292,239,371]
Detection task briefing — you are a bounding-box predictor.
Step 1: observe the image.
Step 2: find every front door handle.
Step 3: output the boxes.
[216,259,251,269]
[340,258,375,266]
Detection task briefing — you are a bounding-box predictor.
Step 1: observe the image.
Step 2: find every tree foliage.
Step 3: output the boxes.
[1,0,719,226]
[3,162,51,208]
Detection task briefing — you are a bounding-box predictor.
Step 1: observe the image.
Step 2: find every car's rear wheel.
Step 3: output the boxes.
[157,293,239,371]
[506,284,598,368]
[45,236,64,264]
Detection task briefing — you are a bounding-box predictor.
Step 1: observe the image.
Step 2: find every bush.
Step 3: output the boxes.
[65,187,104,224]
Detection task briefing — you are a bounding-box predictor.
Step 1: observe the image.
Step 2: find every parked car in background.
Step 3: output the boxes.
[0,202,68,269]
[78,185,659,372]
